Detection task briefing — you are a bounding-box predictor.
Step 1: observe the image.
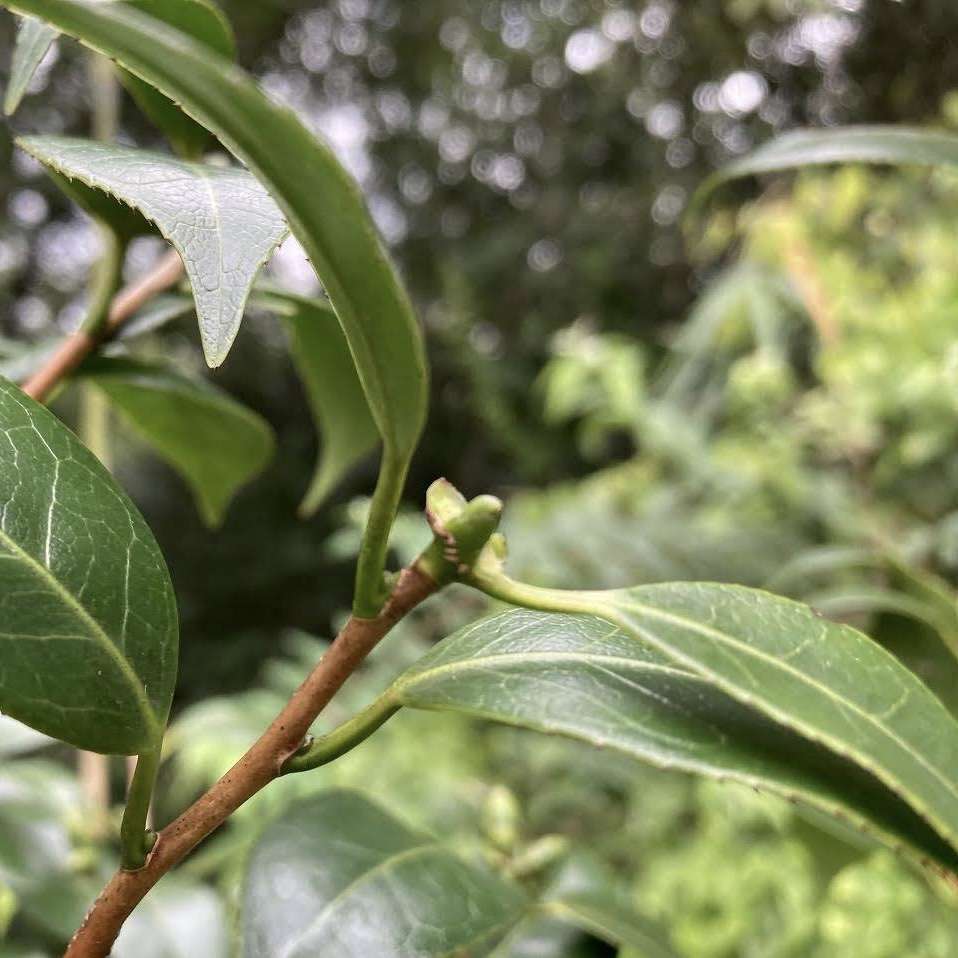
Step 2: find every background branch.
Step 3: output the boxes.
[21,248,184,403]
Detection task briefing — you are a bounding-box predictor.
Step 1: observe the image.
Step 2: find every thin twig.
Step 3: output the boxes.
[64,564,439,958]
[21,249,184,403]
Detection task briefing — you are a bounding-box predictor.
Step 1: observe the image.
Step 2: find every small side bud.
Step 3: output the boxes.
[425,478,468,527]
[416,482,504,582]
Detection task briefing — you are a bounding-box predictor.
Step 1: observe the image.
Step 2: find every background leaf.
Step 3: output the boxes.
[0,378,178,754]
[257,290,379,516]
[112,878,228,958]
[2,16,56,115]
[389,608,958,871]
[540,854,676,956]
[79,356,274,527]
[241,789,526,958]
[4,1,235,158]
[5,0,429,462]
[698,126,958,206]
[18,135,288,367]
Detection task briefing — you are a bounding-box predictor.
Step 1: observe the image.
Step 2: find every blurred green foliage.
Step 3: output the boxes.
[5,0,958,954]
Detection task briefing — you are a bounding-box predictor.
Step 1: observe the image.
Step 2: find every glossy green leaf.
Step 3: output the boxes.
[3,17,56,115]
[241,789,525,958]
[79,357,274,527]
[0,378,178,754]
[2,0,429,462]
[601,584,958,861]
[258,290,379,516]
[18,135,288,367]
[389,607,958,871]
[698,126,958,205]
[117,0,236,159]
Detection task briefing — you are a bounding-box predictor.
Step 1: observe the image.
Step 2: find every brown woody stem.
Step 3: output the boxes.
[64,564,439,958]
[22,249,184,403]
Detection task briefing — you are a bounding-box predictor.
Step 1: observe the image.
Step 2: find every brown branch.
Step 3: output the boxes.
[65,564,439,958]
[22,249,185,403]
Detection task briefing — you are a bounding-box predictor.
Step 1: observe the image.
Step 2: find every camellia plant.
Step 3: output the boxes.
[4,3,958,957]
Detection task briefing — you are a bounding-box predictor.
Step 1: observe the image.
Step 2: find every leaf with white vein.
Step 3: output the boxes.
[241,790,526,957]
[17,135,288,368]
[385,607,958,871]
[599,583,958,858]
[0,378,178,755]
[3,17,56,115]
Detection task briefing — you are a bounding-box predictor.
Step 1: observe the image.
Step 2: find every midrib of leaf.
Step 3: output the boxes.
[402,650,692,682]
[0,524,158,741]
[281,841,442,958]
[195,164,227,355]
[608,594,958,836]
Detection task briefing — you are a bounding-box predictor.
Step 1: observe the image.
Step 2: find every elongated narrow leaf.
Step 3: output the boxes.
[18,135,288,367]
[242,790,525,958]
[0,378,178,754]
[3,16,56,115]
[2,0,429,462]
[79,357,274,527]
[258,290,379,516]
[117,0,236,158]
[389,608,958,871]
[698,126,958,205]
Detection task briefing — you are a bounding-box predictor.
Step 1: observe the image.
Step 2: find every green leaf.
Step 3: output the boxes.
[78,356,274,527]
[538,854,675,956]
[602,584,958,862]
[3,16,56,115]
[389,606,958,871]
[0,296,193,387]
[4,2,235,156]
[242,789,526,958]
[116,0,236,159]
[113,293,195,342]
[113,878,228,958]
[18,135,288,367]
[0,378,178,754]
[258,290,379,516]
[698,126,958,206]
[2,0,429,462]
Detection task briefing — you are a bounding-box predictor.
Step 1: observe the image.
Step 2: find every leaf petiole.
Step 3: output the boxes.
[120,746,161,871]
